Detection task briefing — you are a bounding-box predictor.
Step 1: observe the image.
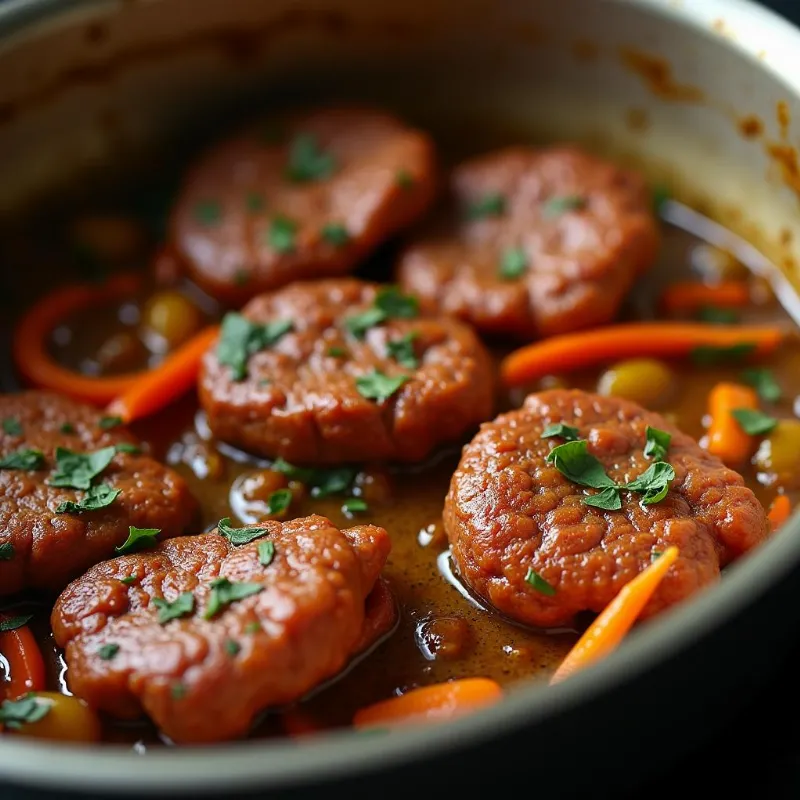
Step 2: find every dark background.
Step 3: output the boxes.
[4,1,800,798]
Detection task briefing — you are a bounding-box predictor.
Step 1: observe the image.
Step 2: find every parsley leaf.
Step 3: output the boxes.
[697,306,739,325]
[115,442,141,455]
[152,592,195,624]
[120,575,137,585]
[583,486,623,510]
[730,408,778,436]
[193,200,222,226]
[49,445,116,489]
[204,577,263,619]
[266,488,292,516]
[268,215,297,254]
[386,332,419,369]
[541,423,580,441]
[98,643,120,661]
[56,483,120,514]
[327,346,347,358]
[0,543,14,560]
[0,614,32,632]
[467,193,506,220]
[217,312,293,381]
[344,287,419,339]
[0,694,50,730]
[741,368,782,403]
[545,440,617,490]
[2,418,22,436]
[524,568,556,596]
[115,525,160,555]
[625,461,676,505]
[0,449,44,471]
[217,517,270,546]
[257,540,275,566]
[271,458,356,498]
[321,222,350,247]
[643,427,672,461]
[499,247,527,280]
[99,416,123,430]
[225,639,241,657]
[396,169,415,189]
[542,195,587,217]
[690,342,756,366]
[342,497,368,515]
[59,423,76,435]
[171,682,187,700]
[284,133,336,182]
[355,370,410,402]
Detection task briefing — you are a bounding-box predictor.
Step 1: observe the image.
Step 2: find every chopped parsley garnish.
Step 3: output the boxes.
[321,222,350,247]
[225,639,241,657]
[56,483,120,514]
[327,346,348,358]
[342,497,368,515]
[386,332,419,369]
[542,195,587,217]
[545,440,617,491]
[0,449,44,471]
[245,192,265,213]
[2,418,22,436]
[730,408,778,436]
[467,192,506,220]
[690,342,756,365]
[268,215,298,254]
[218,517,270,546]
[204,577,263,620]
[257,540,275,567]
[524,568,556,596]
[49,445,116,489]
[651,550,664,562]
[193,200,222,226]
[344,287,419,339]
[643,426,672,461]
[266,488,292,516]
[245,620,262,634]
[0,694,50,730]
[115,442,141,455]
[697,306,739,325]
[355,370,410,402]
[217,312,293,381]
[0,614,32,632]
[171,682,187,700]
[59,423,76,435]
[115,525,160,555]
[152,592,195,624]
[396,169,415,189]
[0,543,14,561]
[98,643,120,661]
[741,368,782,403]
[541,423,580,441]
[271,458,356,498]
[99,415,123,430]
[285,133,336,183]
[120,575,137,585]
[499,247,528,280]
[624,461,676,505]
[583,487,623,511]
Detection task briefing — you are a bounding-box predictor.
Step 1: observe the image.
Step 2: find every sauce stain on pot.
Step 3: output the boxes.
[618,47,704,103]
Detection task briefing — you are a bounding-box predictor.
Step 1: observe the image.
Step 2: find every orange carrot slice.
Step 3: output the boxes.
[661,281,750,314]
[0,618,47,700]
[768,494,792,530]
[550,546,679,685]
[353,678,503,729]
[705,382,760,467]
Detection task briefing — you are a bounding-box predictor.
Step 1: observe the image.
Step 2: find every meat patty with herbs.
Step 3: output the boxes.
[170,106,437,304]
[51,515,393,743]
[198,278,495,465]
[396,146,659,339]
[0,392,197,595]
[444,389,769,628]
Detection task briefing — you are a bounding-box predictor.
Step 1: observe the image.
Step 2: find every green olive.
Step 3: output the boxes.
[142,290,202,351]
[754,419,800,488]
[690,244,748,283]
[597,358,675,409]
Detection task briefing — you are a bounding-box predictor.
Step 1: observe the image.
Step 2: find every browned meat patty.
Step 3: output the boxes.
[199,278,495,465]
[51,515,391,743]
[170,107,437,305]
[444,389,769,628]
[0,392,197,595]
[397,146,659,339]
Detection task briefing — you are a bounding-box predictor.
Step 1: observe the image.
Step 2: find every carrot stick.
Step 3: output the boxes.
[353,678,502,729]
[0,620,47,700]
[500,323,785,387]
[12,274,145,404]
[550,546,679,685]
[768,495,792,530]
[106,325,218,424]
[706,382,760,467]
[661,281,750,314]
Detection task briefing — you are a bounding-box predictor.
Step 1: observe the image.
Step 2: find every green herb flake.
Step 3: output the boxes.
[545,440,617,490]
[396,169,415,189]
[245,621,262,634]
[499,247,528,280]
[152,592,195,625]
[217,312,293,381]
[386,332,419,369]
[2,418,22,436]
[285,133,337,183]
[59,423,76,435]
[204,577,263,620]
[271,458,357,498]
[741,368,782,403]
[730,408,778,436]
[690,342,756,366]
[524,568,556,597]
[327,346,348,358]
[171,682,187,700]
[342,497,368,515]
[467,192,506,220]
[258,540,275,567]
[651,550,664,562]
[268,215,298,254]
[225,639,241,657]
[652,185,670,216]
[697,306,740,325]
[0,543,14,561]
[541,423,580,442]
[0,694,50,730]
[542,195,587,217]
[56,483,120,514]
[99,416,123,430]
[120,575,137,585]
[0,449,45,471]
[115,525,161,555]
[193,199,222,226]
[643,426,672,461]
[356,370,410,403]
[245,192,265,213]
[115,443,142,455]
[0,614,32,632]
[98,643,120,661]
[217,517,270,546]
[266,488,293,516]
[344,287,419,339]
[49,445,116,489]
[344,306,387,339]
[625,461,676,505]
[321,222,350,247]
[583,486,623,511]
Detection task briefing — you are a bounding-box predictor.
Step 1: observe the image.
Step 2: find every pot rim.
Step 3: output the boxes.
[0,0,799,793]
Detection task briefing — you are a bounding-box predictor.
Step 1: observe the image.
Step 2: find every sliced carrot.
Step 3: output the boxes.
[12,274,144,404]
[500,323,785,387]
[768,494,792,530]
[706,382,759,467]
[353,678,502,729]
[106,325,219,424]
[661,281,750,314]
[0,620,47,700]
[550,546,679,685]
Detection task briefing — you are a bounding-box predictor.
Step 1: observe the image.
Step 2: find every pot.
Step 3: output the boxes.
[0,0,799,796]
